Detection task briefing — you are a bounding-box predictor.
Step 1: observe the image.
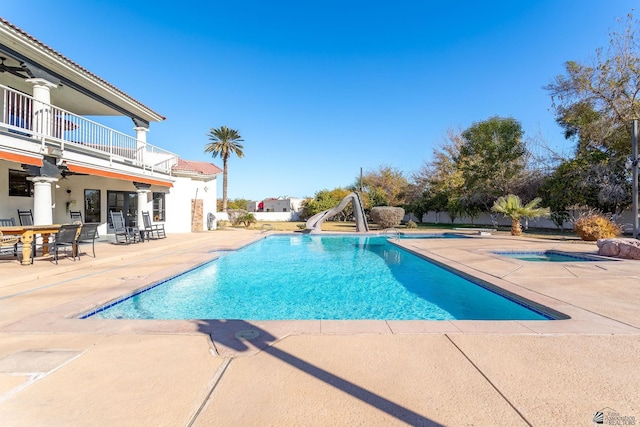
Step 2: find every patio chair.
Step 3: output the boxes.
[77,222,99,257]
[32,223,80,264]
[17,209,34,226]
[0,218,19,258]
[110,211,140,244]
[141,211,166,240]
[0,230,20,261]
[69,210,83,223]
[0,218,16,226]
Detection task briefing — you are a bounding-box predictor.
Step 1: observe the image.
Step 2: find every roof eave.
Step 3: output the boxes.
[172,170,221,180]
[0,18,165,123]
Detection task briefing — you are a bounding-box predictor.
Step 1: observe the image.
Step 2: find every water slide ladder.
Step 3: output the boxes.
[354,192,369,232]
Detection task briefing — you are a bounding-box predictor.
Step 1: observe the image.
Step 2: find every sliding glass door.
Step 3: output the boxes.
[107,191,138,230]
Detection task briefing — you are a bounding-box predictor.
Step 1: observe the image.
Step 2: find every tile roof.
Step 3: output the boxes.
[173,159,223,176]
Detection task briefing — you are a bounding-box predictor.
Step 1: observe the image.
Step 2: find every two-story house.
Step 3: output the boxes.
[0,18,221,235]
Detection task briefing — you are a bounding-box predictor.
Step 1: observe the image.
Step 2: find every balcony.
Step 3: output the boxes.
[0,84,178,175]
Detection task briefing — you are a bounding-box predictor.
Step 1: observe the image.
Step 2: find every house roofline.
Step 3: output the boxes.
[0,17,165,124]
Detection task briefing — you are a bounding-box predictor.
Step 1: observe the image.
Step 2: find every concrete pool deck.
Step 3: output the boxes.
[0,229,638,426]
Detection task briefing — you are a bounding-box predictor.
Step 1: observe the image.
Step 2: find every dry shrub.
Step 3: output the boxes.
[573,212,621,241]
[370,206,405,228]
[227,209,247,224]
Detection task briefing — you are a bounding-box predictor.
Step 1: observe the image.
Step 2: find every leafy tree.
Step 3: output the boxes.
[492,195,550,236]
[408,129,465,222]
[301,188,351,220]
[546,13,640,128]
[218,198,249,211]
[357,165,408,207]
[544,13,639,216]
[538,158,588,225]
[366,187,388,208]
[544,96,632,216]
[204,126,244,211]
[457,116,527,213]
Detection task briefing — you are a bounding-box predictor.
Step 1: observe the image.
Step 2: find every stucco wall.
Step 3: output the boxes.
[165,176,218,233]
[408,209,639,231]
[253,211,300,221]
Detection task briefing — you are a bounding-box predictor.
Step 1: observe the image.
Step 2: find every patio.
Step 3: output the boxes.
[0,229,638,426]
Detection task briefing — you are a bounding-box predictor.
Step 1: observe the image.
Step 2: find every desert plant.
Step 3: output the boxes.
[405,219,417,229]
[226,209,247,224]
[234,213,257,227]
[573,211,621,241]
[370,206,405,228]
[491,194,550,236]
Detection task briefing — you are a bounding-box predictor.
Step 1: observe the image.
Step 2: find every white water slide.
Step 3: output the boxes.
[304,192,369,233]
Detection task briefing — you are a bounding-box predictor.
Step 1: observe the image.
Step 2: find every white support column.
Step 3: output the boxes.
[26,78,58,137]
[28,177,58,225]
[136,188,151,229]
[134,126,149,166]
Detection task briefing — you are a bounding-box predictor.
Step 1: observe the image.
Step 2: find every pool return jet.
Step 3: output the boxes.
[304,192,369,233]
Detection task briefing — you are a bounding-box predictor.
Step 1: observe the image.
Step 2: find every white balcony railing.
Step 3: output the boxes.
[0,84,178,174]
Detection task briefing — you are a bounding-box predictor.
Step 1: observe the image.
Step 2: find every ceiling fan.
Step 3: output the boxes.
[60,169,88,179]
[0,56,31,79]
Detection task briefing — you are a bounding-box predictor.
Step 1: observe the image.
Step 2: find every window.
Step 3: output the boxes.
[153,192,166,222]
[8,169,33,197]
[84,189,101,223]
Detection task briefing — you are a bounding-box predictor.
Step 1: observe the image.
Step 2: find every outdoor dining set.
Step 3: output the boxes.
[0,209,165,265]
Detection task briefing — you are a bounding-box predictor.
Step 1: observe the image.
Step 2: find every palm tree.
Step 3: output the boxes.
[204,126,244,211]
[491,194,550,236]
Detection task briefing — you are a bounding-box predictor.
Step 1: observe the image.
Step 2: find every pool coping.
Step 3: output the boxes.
[2,230,637,359]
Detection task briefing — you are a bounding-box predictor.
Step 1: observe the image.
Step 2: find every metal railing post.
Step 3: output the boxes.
[633,119,638,239]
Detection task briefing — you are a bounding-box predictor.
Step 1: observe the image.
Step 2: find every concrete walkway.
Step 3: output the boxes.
[0,229,638,426]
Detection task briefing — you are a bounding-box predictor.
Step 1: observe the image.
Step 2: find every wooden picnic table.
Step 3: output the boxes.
[0,224,64,265]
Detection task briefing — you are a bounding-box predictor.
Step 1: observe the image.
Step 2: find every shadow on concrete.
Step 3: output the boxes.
[195,319,442,426]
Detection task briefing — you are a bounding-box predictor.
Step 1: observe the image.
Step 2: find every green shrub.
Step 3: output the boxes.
[573,212,621,241]
[234,213,257,227]
[227,209,247,224]
[370,206,405,228]
[405,220,417,229]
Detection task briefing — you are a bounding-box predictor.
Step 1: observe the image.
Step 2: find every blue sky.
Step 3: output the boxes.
[2,1,636,200]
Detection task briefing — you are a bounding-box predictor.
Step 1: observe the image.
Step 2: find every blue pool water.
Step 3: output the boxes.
[91,235,550,321]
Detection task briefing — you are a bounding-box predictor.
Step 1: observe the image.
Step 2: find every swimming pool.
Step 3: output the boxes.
[87,235,552,321]
[493,250,605,262]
